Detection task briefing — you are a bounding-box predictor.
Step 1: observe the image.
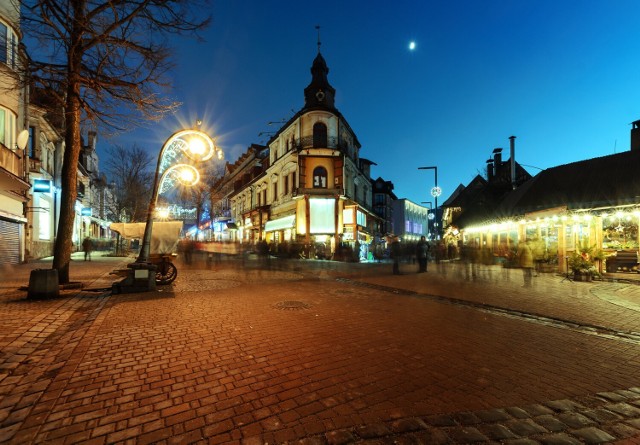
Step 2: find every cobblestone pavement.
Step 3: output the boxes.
[0,253,639,444]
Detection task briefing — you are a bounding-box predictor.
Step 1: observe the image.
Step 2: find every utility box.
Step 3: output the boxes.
[27,269,59,299]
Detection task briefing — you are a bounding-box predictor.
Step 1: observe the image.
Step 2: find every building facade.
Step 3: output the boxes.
[0,1,30,264]
[444,124,640,274]
[226,49,380,260]
[392,198,429,243]
[372,177,397,239]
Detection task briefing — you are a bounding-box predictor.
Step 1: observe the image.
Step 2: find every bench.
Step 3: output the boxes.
[605,250,639,273]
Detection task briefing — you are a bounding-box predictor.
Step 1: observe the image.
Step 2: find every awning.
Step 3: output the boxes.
[226,222,238,230]
[264,214,296,232]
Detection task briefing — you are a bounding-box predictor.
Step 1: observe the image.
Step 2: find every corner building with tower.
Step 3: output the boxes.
[227,49,381,260]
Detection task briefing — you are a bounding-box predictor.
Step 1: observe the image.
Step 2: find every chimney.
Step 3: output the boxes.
[509,135,516,189]
[492,148,503,174]
[631,121,640,151]
[88,131,97,151]
[486,159,494,181]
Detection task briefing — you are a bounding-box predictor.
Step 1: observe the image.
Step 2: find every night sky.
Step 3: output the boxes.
[105,0,640,207]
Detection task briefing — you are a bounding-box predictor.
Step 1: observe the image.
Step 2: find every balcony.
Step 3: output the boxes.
[293,187,343,197]
[0,143,24,178]
[294,136,348,152]
[29,158,42,173]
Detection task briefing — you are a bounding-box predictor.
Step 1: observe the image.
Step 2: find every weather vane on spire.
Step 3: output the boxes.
[315,25,321,53]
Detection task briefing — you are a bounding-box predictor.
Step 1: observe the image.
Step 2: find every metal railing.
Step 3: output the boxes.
[293,136,349,151]
[0,143,23,178]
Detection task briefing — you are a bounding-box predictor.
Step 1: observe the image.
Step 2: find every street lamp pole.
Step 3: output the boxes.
[418,166,440,239]
[421,201,433,238]
[136,128,217,264]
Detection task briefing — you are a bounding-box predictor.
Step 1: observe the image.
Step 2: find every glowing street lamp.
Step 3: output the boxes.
[136,127,218,264]
[419,166,441,239]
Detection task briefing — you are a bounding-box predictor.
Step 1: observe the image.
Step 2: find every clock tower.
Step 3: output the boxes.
[303,51,336,110]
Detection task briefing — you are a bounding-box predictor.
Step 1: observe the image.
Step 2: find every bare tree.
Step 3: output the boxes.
[103,144,153,223]
[176,162,224,238]
[18,0,211,282]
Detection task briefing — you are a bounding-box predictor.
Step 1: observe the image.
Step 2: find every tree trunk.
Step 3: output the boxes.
[52,92,82,283]
[52,7,84,284]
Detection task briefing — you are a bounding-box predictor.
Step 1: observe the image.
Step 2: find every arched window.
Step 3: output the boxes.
[313,166,328,188]
[313,122,327,148]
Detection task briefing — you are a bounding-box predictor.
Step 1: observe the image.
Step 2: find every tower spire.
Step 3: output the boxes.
[315,25,321,53]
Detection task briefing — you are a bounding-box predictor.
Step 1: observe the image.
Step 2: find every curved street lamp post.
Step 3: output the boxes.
[122,127,218,291]
[419,166,440,239]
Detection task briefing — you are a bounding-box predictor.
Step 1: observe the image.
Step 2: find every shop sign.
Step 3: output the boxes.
[33,179,52,193]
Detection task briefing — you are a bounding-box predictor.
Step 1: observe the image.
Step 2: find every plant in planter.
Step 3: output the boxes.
[568,245,603,280]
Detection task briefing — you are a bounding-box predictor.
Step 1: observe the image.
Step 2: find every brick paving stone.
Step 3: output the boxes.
[505,418,548,436]
[390,418,428,433]
[453,411,482,425]
[545,400,586,413]
[570,426,616,443]
[537,433,583,445]
[297,436,328,445]
[424,414,456,427]
[354,423,391,438]
[596,391,628,402]
[474,408,511,423]
[325,429,356,445]
[557,412,595,429]
[445,426,489,443]
[479,423,519,440]
[503,439,540,445]
[522,404,555,416]
[582,407,623,423]
[505,407,532,419]
[605,421,640,439]
[534,414,570,432]
[608,403,640,417]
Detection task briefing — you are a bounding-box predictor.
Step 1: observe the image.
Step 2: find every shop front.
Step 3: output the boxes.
[459,205,640,273]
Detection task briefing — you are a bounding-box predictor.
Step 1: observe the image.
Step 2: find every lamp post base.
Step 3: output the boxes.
[112,262,157,294]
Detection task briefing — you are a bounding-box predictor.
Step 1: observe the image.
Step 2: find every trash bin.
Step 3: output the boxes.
[27,269,59,299]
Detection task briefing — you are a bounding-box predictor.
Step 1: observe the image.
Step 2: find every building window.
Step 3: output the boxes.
[284,175,289,195]
[313,166,328,188]
[313,122,327,148]
[273,182,278,201]
[0,21,18,69]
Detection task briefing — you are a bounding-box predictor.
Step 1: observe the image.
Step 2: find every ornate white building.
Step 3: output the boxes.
[229,48,379,260]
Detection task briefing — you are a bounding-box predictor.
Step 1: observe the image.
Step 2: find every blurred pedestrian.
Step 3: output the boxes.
[416,236,429,273]
[82,236,93,261]
[391,236,401,275]
[518,240,534,287]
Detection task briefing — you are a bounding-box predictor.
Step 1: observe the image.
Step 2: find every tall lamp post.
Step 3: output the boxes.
[421,201,433,239]
[418,166,441,239]
[136,127,218,264]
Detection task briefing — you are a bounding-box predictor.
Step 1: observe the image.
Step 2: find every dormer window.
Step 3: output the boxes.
[313,166,328,188]
[313,122,327,148]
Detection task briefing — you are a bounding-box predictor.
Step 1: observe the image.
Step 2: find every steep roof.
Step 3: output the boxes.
[498,149,640,217]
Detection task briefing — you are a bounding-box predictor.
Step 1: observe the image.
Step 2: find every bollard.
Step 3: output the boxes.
[27,269,59,299]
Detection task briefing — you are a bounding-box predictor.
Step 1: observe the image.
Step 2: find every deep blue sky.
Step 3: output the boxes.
[106,0,640,207]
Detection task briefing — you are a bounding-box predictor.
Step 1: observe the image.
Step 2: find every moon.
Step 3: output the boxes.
[409,41,416,51]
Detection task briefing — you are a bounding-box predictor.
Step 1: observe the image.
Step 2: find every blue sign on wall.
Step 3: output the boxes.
[33,179,52,193]
[81,207,93,216]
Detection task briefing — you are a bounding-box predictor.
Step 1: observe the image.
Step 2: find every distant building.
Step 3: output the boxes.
[372,177,396,237]
[392,199,429,243]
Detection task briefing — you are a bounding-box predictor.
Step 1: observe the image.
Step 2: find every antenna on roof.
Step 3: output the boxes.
[315,25,321,53]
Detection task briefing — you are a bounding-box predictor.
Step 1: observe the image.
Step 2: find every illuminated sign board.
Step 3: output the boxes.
[81,207,93,217]
[33,179,52,193]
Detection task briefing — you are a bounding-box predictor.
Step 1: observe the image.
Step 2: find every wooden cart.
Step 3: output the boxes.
[110,221,183,285]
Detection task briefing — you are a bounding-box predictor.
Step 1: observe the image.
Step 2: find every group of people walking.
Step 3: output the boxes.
[391,235,431,275]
